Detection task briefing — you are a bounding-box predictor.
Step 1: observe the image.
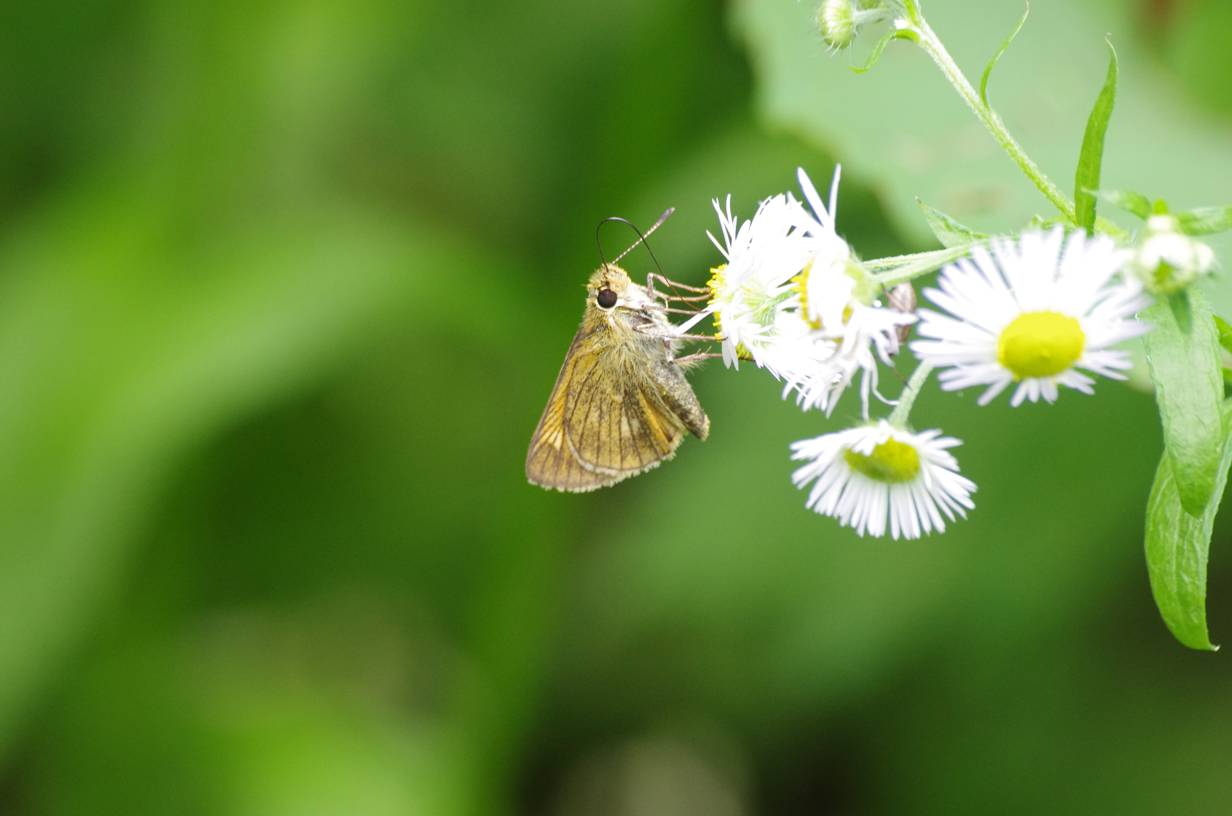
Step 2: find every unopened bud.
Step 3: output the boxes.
[816,0,888,50]
[1129,214,1216,296]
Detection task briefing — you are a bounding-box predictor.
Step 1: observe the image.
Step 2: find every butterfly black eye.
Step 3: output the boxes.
[596,288,618,309]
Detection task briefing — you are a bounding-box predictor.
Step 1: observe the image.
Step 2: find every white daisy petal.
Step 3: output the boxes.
[910,227,1151,406]
[791,420,976,540]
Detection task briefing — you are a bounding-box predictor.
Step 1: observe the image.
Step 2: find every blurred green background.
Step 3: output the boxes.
[3,0,1231,813]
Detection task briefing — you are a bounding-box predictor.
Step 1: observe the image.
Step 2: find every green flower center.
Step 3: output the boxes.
[843,438,921,483]
[996,311,1085,379]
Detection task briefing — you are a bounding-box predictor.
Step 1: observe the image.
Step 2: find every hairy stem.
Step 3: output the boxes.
[889,360,935,427]
[900,11,1076,222]
[869,245,972,287]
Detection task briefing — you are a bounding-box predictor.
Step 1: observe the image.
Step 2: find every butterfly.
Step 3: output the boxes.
[526,219,712,492]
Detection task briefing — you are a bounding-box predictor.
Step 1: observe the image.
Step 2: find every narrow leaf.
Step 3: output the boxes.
[1074,39,1118,231]
[1094,189,1152,220]
[915,199,988,248]
[1144,289,1225,515]
[1176,205,1232,236]
[1216,315,1232,355]
[1145,400,1232,651]
[867,245,973,286]
[979,2,1030,106]
[850,30,898,75]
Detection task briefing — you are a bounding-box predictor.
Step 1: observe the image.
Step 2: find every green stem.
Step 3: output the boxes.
[866,245,969,273]
[901,12,1076,222]
[869,245,972,287]
[889,360,934,427]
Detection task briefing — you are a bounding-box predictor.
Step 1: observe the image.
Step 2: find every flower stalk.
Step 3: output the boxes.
[889,360,933,427]
[896,10,1077,222]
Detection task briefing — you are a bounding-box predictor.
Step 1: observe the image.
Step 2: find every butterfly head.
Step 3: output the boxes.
[587,264,653,314]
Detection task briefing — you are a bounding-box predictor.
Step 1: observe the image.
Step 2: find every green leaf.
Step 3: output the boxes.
[915,199,989,248]
[1143,289,1225,515]
[866,245,973,287]
[1145,399,1232,651]
[850,30,899,75]
[1216,315,1232,355]
[979,2,1030,106]
[1094,189,1152,220]
[1176,205,1232,236]
[1074,39,1118,231]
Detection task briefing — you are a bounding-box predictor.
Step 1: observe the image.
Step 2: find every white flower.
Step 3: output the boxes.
[910,227,1150,407]
[790,166,915,415]
[696,192,836,383]
[1129,213,1216,295]
[790,420,976,539]
[694,165,915,417]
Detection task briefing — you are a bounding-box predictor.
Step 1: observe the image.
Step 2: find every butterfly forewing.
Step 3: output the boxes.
[526,326,689,492]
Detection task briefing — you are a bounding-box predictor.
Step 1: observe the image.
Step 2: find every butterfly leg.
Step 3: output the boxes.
[647,273,708,293]
[673,352,723,364]
[647,273,710,307]
[671,332,721,343]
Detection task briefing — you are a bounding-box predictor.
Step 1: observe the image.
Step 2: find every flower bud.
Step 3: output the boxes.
[1129,214,1216,296]
[815,0,887,50]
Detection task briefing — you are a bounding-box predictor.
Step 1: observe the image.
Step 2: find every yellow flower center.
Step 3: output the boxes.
[795,261,854,331]
[843,438,921,483]
[706,264,752,360]
[996,311,1085,379]
[706,264,727,301]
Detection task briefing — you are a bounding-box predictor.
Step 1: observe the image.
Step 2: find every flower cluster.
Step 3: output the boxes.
[689,167,913,417]
[698,168,1156,540]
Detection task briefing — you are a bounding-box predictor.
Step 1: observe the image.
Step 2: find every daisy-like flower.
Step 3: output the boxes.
[910,227,1151,407]
[1128,213,1216,296]
[695,192,836,383]
[790,166,915,415]
[791,420,976,539]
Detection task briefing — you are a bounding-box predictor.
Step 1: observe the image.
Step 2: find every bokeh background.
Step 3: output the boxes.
[3,0,1232,813]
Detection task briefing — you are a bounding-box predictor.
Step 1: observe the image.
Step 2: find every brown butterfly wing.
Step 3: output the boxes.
[525,327,686,492]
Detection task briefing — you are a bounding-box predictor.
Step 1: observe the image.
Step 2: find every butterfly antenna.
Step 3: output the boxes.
[595,208,674,278]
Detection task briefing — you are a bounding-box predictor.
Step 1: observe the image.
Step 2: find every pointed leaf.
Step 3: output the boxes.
[1074,40,1119,231]
[1144,290,1224,515]
[1145,399,1232,651]
[1176,205,1232,237]
[1094,189,1152,220]
[915,199,989,248]
[850,29,899,75]
[1216,315,1232,355]
[979,2,1030,106]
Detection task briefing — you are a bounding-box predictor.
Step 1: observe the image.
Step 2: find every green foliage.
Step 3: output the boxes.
[1145,401,1232,651]
[1073,40,1118,232]
[1095,189,1153,220]
[1143,291,1225,516]
[1176,206,1232,237]
[851,29,901,75]
[732,0,1232,312]
[916,199,989,247]
[1216,315,1232,356]
[979,2,1030,106]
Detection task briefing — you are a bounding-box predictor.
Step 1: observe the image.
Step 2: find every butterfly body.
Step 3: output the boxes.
[526,264,709,493]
